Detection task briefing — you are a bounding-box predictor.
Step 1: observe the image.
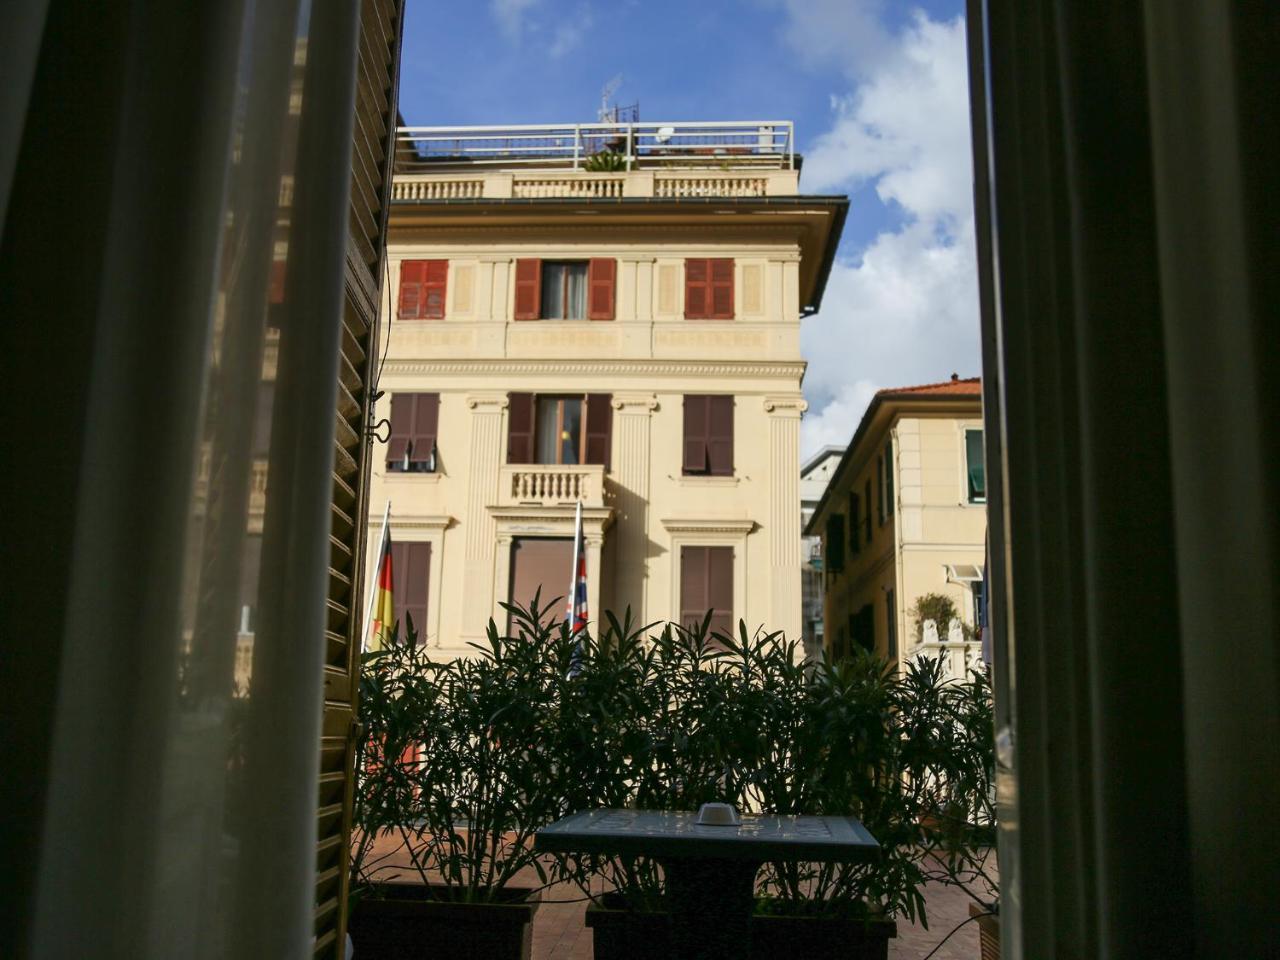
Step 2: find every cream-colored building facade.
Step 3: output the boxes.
[805,377,986,675]
[365,122,846,656]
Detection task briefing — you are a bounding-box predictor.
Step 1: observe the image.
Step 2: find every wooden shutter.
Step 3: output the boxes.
[422,259,447,319]
[707,396,734,476]
[507,392,535,464]
[584,393,613,468]
[682,395,708,474]
[709,258,734,319]
[680,545,708,630]
[587,258,616,320]
[707,546,733,637]
[320,0,406,954]
[514,258,541,320]
[849,492,860,554]
[397,260,425,318]
[391,541,430,641]
[386,394,412,464]
[410,393,439,465]
[864,479,872,542]
[876,456,883,524]
[826,514,846,573]
[684,258,708,318]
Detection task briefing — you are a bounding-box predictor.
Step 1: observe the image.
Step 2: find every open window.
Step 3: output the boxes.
[507,393,612,468]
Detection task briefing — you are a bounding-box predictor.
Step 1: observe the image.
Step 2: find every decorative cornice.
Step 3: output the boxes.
[660,517,757,535]
[763,395,808,415]
[368,515,453,531]
[466,392,510,410]
[387,359,807,379]
[489,505,616,529]
[611,392,659,412]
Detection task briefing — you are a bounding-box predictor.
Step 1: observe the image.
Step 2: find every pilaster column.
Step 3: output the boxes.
[463,393,508,639]
[764,396,807,641]
[586,534,604,634]
[611,393,658,624]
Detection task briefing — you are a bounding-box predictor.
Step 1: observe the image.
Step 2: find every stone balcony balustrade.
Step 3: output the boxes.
[498,464,606,508]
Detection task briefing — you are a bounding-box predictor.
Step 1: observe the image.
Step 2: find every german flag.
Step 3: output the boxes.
[369,534,395,648]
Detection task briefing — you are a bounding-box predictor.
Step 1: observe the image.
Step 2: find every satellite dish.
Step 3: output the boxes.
[656,125,675,144]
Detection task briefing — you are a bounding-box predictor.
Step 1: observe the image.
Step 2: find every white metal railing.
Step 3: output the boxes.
[501,464,605,507]
[396,120,795,171]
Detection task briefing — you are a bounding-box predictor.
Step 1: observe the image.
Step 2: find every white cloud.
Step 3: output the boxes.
[795,12,981,459]
[548,6,593,59]
[491,0,541,43]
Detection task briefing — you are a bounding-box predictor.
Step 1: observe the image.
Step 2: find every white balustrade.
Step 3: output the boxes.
[500,464,605,507]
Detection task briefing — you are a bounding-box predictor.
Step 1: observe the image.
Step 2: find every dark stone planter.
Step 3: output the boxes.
[348,882,539,960]
[585,894,896,960]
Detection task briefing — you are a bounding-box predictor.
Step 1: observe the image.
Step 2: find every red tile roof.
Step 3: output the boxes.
[876,375,982,397]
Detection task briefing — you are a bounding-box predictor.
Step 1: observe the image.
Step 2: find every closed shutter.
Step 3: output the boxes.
[709,258,734,319]
[707,546,733,637]
[391,541,430,641]
[684,258,707,318]
[319,0,405,955]
[826,514,846,572]
[587,258,616,320]
[864,480,872,543]
[507,393,535,464]
[682,395,708,474]
[584,393,613,468]
[680,545,708,631]
[876,456,884,524]
[411,393,439,466]
[423,259,447,319]
[707,396,734,476]
[849,492,860,554]
[386,394,412,464]
[397,260,424,318]
[514,258,541,320]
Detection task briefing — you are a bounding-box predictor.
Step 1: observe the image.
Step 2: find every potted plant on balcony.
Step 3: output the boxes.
[347,602,576,960]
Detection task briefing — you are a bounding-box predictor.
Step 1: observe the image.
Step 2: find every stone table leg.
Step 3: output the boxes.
[660,857,760,960]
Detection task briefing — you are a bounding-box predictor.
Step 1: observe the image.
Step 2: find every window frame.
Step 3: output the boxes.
[539,260,589,320]
[535,394,587,465]
[965,427,987,503]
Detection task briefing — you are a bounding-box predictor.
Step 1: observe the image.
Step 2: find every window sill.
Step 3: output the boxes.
[384,470,443,482]
[678,474,740,486]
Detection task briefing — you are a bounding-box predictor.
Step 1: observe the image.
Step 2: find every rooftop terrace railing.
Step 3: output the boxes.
[396,120,795,171]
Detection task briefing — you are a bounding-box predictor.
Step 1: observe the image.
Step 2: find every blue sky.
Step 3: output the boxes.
[398,1,981,456]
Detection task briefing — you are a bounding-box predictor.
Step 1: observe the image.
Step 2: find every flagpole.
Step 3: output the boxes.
[362,499,391,651]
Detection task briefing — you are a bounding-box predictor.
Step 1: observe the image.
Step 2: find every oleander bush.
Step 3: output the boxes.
[351,598,995,924]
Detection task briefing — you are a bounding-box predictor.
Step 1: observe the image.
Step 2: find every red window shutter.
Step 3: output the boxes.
[706,546,734,637]
[684,258,709,319]
[392,541,431,643]
[506,393,535,463]
[682,395,709,474]
[680,546,709,631]
[423,259,447,319]
[584,394,613,468]
[514,258,541,320]
[411,394,439,465]
[709,258,734,319]
[387,394,412,465]
[587,258,616,320]
[707,396,734,476]
[268,259,286,304]
[398,260,427,319]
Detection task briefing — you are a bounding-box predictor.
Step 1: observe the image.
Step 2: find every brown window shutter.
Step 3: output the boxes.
[268,259,286,304]
[423,259,447,319]
[398,260,426,319]
[682,395,709,474]
[707,546,734,637]
[507,392,535,463]
[684,258,709,318]
[387,394,412,465]
[849,492,860,554]
[864,479,872,542]
[680,545,708,630]
[587,258,616,320]
[584,393,613,468]
[707,396,734,476]
[412,393,439,465]
[514,258,542,320]
[391,541,431,642]
[709,258,734,318]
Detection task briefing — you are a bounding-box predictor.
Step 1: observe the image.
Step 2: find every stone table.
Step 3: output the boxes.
[535,808,881,960]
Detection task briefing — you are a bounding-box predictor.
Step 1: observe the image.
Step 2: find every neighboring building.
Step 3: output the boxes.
[800,445,844,658]
[368,121,847,654]
[804,376,986,674]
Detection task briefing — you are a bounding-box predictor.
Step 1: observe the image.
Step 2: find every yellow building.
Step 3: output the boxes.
[366,121,847,653]
[804,376,986,673]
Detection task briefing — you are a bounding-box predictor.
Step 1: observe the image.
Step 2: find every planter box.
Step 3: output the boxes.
[585,894,896,960]
[348,883,539,960]
[970,902,1000,960]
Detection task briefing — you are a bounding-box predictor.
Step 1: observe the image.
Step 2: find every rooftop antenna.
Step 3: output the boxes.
[599,74,622,123]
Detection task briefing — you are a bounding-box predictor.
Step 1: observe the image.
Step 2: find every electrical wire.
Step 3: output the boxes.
[919,911,992,960]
